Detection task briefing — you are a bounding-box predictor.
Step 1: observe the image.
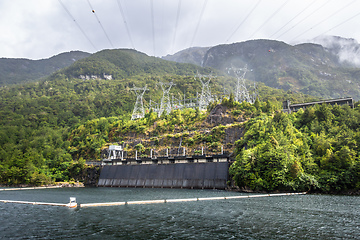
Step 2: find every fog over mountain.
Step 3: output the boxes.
[310,35,360,67]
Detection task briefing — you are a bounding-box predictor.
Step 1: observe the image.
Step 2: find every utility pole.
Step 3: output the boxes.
[195,71,215,110]
[131,85,148,120]
[158,80,175,117]
[227,65,250,103]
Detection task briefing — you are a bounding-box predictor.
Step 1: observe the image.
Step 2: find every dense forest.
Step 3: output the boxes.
[230,101,360,193]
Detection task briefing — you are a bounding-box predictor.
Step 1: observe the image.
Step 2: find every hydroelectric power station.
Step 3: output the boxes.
[98,70,252,190]
[98,145,230,189]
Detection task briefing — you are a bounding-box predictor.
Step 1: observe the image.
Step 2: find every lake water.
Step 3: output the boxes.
[0,187,359,239]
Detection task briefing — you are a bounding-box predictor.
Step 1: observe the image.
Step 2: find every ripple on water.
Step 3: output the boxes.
[0,188,359,239]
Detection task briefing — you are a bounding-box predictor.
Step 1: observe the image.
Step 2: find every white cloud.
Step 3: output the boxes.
[1,0,360,59]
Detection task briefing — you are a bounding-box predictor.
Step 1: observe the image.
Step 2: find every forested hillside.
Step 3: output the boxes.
[1,47,359,194]
[60,49,211,80]
[0,51,90,86]
[0,67,313,186]
[230,102,360,193]
[165,39,360,101]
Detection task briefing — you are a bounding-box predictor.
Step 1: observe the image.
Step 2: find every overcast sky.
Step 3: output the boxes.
[1,0,360,59]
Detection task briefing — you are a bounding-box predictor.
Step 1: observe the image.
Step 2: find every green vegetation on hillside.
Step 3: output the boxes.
[1,47,359,194]
[61,49,210,80]
[230,103,360,193]
[0,51,90,86]
[202,39,360,101]
[0,69,313,186]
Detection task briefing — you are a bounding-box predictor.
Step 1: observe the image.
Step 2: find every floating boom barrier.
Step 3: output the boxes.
[0,192,306,208]
[80,192,307,208]
[0,197,77,208]
[0,186,61,191]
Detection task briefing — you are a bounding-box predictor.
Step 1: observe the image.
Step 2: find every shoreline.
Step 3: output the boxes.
[226,186,360,196]
[1,183,359,195]
[0,182,85,189]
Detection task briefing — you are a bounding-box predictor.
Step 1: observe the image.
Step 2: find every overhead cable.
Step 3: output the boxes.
[117,0,135,49]
[316,10,360,39]
[189,0,208,48]
[269,1,317,39]
[290,0,357,42]
[276,0,332,39]
[248,0,290,39]
[58,0,97,51]
[150,0,156,56]
[86,0,114,48]
[171,0,182,54]
[226,0,262,43]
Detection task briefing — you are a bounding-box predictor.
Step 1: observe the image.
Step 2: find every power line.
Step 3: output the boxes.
[269,1,317,39]
[226,0,262,43]
[58,0,97,51]
[117,0,135,49]
[248,0,290,39]
[189,0,208,48]
[276,0,332,39]
[150,0,156,56]
[171,0,182,54]
[290,0,357,42]
[316,10,360,39]
[86,0,114,48]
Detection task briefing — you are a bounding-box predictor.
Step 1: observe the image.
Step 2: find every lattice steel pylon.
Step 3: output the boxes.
[227,65,250,103]
[131,85,148,120]
[158,80,175,117]
[195,71,215,110]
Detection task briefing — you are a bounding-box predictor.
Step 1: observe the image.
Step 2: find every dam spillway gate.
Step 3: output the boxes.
[98,156,229,189]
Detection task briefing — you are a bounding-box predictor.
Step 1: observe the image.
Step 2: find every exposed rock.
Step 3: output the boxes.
[206,104,234,126]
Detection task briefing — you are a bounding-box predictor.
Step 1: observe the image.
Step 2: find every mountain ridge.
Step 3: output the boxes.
[0,51,90,86]
[164,37,360,101]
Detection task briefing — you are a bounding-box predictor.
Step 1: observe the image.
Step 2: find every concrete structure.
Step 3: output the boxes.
[102,154,228,165]
[98,160,229,189]
[283,97,354,113]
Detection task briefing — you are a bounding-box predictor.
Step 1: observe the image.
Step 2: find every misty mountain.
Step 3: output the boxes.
[310,35,360,67]
[166,38,360,101]
[162,47,210,66]
[0,51,90,86]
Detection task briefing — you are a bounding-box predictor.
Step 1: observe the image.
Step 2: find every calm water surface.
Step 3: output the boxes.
[0,187,359,239]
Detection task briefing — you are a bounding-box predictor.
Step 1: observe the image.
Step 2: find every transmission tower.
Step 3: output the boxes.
[158,80,175,117]
[228,65,250,103]
[131,85,148,120]
[195,71,215,110]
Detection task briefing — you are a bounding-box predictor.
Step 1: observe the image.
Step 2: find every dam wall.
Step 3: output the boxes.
[98,162,229,189]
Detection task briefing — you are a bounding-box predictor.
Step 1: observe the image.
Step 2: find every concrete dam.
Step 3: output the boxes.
[98,156,229,189]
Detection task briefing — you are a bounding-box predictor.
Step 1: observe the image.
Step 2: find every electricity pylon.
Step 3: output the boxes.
[195,71,215,110]
[131,85,148,120]
[158,80,175,117]
[227,65,250,103]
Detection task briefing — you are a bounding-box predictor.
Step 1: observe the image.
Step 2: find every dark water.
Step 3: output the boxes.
[0,188,359,239]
